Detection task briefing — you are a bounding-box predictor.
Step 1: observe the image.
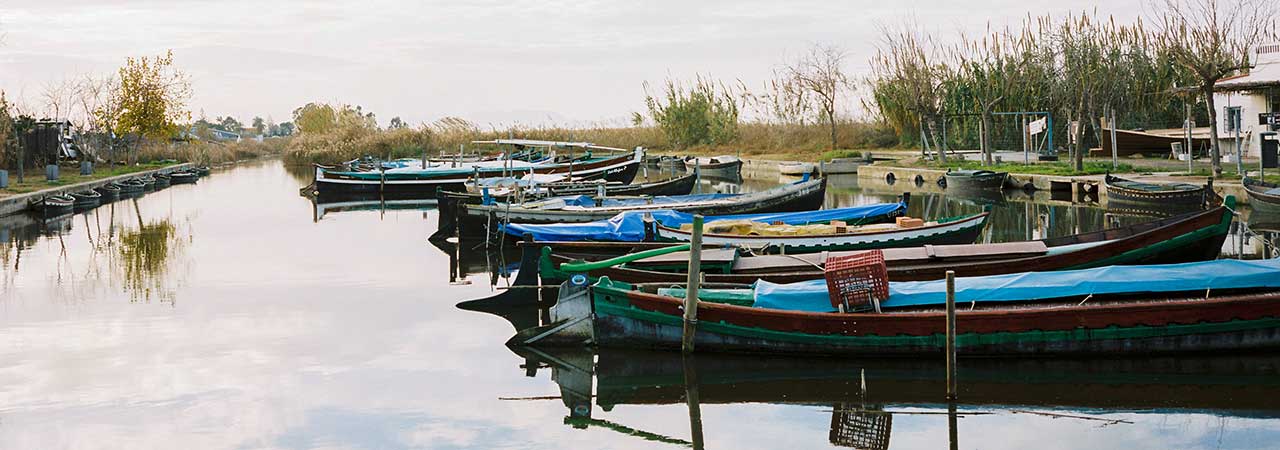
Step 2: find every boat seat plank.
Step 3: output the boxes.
[627,248,739,268]
[879,241,1048,262]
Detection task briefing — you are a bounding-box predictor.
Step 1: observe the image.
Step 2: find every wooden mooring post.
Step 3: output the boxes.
[681,215,705,353]
[945,270,957,400]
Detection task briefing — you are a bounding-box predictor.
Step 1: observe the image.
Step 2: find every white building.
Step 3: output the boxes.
[1213,43,1280,159]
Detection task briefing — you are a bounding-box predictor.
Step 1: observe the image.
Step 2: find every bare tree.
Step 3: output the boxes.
[1153,0,1277,176]
[748,67,813,126]
[784,44,853,150]
[40,78,79,121]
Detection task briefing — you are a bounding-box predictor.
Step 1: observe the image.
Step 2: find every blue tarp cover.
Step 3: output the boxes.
[501,201,907,242]
[751,258,1280,313]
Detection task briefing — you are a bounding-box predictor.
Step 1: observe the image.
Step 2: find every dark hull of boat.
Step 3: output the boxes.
[94,186,121,202]
[316,158,639,201]
[585,281,1280,356]
[440,173,697,207]
[71,191,101,208]
[1245,177,1280,214]
[169,172,199,184]
[944,171,1007,191]
[32,195,75,215]
[459,177,828,230]
[115,181,145,194]
[691,159,743,179]
[1105,174,1211,208]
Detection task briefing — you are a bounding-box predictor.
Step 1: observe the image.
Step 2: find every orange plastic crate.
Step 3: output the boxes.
[824,250,889,312]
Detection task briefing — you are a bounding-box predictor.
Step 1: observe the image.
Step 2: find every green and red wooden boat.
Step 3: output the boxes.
[506,196,1234,289]
[511,257,1280,356]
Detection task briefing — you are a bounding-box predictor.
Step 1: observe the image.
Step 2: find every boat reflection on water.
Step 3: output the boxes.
[309,196,438,222]
[1247,212,1280,260]
[507,342,1280,450]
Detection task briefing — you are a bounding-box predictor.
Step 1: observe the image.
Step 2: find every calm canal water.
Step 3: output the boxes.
[1,159,1278,449]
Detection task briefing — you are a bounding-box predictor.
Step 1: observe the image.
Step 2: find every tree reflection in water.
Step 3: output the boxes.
[117,214,182,304]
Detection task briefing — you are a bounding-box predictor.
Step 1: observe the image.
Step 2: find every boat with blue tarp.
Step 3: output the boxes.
[510,256,1280,356]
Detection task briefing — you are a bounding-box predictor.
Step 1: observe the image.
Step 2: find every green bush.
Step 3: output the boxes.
[644,76,739,148]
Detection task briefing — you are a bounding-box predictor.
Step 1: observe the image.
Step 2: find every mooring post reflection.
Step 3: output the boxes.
[682,354,705,450]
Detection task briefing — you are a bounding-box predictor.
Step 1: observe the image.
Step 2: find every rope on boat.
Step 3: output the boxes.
[1224,204,1280,256]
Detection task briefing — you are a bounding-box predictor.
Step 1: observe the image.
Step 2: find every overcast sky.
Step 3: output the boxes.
[0,1,1146,128]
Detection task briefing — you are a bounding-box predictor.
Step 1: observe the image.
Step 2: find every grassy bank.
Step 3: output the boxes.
[0,161,173,196]
[281,120,905,165]
[1,138,285,197]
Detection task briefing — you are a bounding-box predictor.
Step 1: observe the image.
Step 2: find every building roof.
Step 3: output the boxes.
[1213,43,1280,92]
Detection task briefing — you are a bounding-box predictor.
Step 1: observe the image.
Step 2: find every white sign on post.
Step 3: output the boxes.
[1028,117,1047,135]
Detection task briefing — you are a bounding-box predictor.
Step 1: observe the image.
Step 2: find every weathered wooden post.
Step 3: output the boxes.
[945,270,957,400]
[1185,103,1193,174]
[681,214,704,353]
[379,165,386,195]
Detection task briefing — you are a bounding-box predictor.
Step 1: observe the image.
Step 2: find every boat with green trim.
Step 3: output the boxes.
[512,257,1280,356]
[521,196,1234,286]
[652,211,988,253]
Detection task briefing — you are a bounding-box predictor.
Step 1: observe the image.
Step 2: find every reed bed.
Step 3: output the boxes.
[281,119,901,165]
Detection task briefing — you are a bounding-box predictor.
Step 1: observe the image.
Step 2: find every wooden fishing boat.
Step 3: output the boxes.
[169,170,199,184]
[943,169,1007,191]
[70,190,101,208]
[1105,174,1214,209]
[194,166,211,176]
[313,141,642,200]
[1244,177,1280,214]
[442,174,698,207]
[152,173,172,188]
[657,156,686,171]
[458,177,828,226]
[94,183,121,202]
[114,179,145,194]
[686,155,742,179]
[495,196,1234,301]
[513,257,1280,356]
[30,194,75,215]
[778,162,815,176]
[138,175,157,191]
[652,212,989,253]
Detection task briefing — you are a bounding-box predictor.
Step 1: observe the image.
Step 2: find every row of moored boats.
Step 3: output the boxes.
[305,138,1280,358]
[31,166,209,216]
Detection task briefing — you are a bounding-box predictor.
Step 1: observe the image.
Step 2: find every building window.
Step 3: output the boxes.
[1226,106,1242,131]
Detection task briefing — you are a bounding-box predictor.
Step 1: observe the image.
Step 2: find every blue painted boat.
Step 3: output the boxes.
[498,192,907,241]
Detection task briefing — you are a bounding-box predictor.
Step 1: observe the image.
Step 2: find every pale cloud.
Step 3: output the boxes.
[0,0,1149,126]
